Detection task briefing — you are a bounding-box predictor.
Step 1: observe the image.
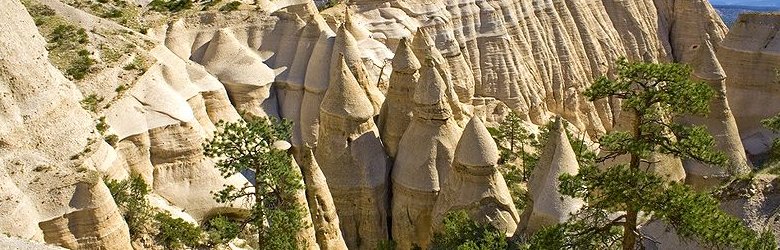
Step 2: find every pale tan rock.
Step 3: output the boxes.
[201,28,280,118]
[718,13,780,157]
[331,23,386,116]
[412,28,469,126]
[301,16,336,148]
[316,56,389,249]
[0,1,131,247]
[432,117,520,237]
[518,117,583,236]
[299,147,348,250]
[683,40,751,190]
[391,55,463,249]
[378,37,421,158]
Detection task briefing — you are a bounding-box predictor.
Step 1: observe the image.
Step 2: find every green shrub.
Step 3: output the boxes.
[96,116,109,134]
[317,0,338,11]
[155,212,203,249]
[115,84,129,93]
[104,134,119,146]
[205,215,241,245]
[148,0,192,12]
[430,211,508,250]
[80,94,104,113]
[105,175,153,236]
[122,56,147,74]
[218,1,240,11]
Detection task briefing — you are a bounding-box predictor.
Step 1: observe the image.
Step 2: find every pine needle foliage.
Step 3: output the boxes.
[204,116,306,250]
[526,59,774,250]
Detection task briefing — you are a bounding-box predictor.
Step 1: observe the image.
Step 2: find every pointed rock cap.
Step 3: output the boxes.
[201,29,276,85]
[392,37,421,74]
[691,40,726,81]
[412,28,445,63]
[320,55,374,121]
[331,23,362,73]
[165,19,192,59]
[527,116,579,198]
[455,117,500,167]
[344,7,371,41]
[414,58,447,106]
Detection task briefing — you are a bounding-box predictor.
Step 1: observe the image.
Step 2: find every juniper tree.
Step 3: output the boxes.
[203,117,306,249]
[528,59,775,249]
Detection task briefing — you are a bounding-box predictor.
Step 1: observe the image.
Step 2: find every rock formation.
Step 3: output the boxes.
[316,56,389,249]
[391,52,463,249]
[718,13,780,157]
[432,117,520,236]
[330,21,386,116]
[379,37,421,158]
[201,28,280,118]
[0,0,131,248]
[518,117,584,235]
[412,28,470,127]
[683,40,751,189]
[0,0,752,248]
[298,147,348,249]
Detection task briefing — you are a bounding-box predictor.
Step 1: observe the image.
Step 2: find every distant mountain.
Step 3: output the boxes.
[714,4,780,27]
[710,0,780,8]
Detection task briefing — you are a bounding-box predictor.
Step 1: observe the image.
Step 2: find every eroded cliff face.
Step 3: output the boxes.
[718,13,780,158]
[1,0,738,248]
[0,0,131,248]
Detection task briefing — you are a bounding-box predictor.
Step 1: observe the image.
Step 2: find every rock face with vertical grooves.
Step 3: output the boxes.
[432,117,520,236]
[317,56,389,250]
[0,0,744,248]
[0,0,131,248]
[517,118,583,236]
[391,52,463,249]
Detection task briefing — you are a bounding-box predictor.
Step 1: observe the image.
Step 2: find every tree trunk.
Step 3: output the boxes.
[623,109,641,250]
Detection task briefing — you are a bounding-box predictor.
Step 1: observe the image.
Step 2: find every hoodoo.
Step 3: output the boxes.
[432,117,520,236]
[201,28,279,118]
[391,51,463,249]
[518,117,584,235]
[412,28,469,126]
[316,56,389,250]
[331,23,385,116]
[684,40,751,189]
[379,37,421,158]
[298,148,348,249]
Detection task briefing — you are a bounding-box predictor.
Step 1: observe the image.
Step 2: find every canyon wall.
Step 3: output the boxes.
[718,13,780,158]
[1,0,744,248]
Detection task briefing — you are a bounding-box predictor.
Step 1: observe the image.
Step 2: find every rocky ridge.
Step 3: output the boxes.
[2,0,773,248]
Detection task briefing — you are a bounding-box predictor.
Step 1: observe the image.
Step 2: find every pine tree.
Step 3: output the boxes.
[527,59,775,249]
[203,117,306,249]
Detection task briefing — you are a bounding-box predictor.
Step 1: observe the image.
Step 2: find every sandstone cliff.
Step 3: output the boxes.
[0,0,131,248]
[0,0,748,248]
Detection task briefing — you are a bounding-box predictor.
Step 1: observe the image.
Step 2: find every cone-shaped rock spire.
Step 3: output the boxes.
[317,55,389,249]
[379,37,421,158]
[432,117,520,236]
[299,148,348,249]
[412,28,469,125]
[684,41,751,189]
[331,23,385,115]
[321,55,374,121]
[518,117,583,235]
[391,55,463,249]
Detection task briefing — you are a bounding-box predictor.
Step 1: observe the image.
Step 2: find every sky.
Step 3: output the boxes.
[709,0,780,7]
